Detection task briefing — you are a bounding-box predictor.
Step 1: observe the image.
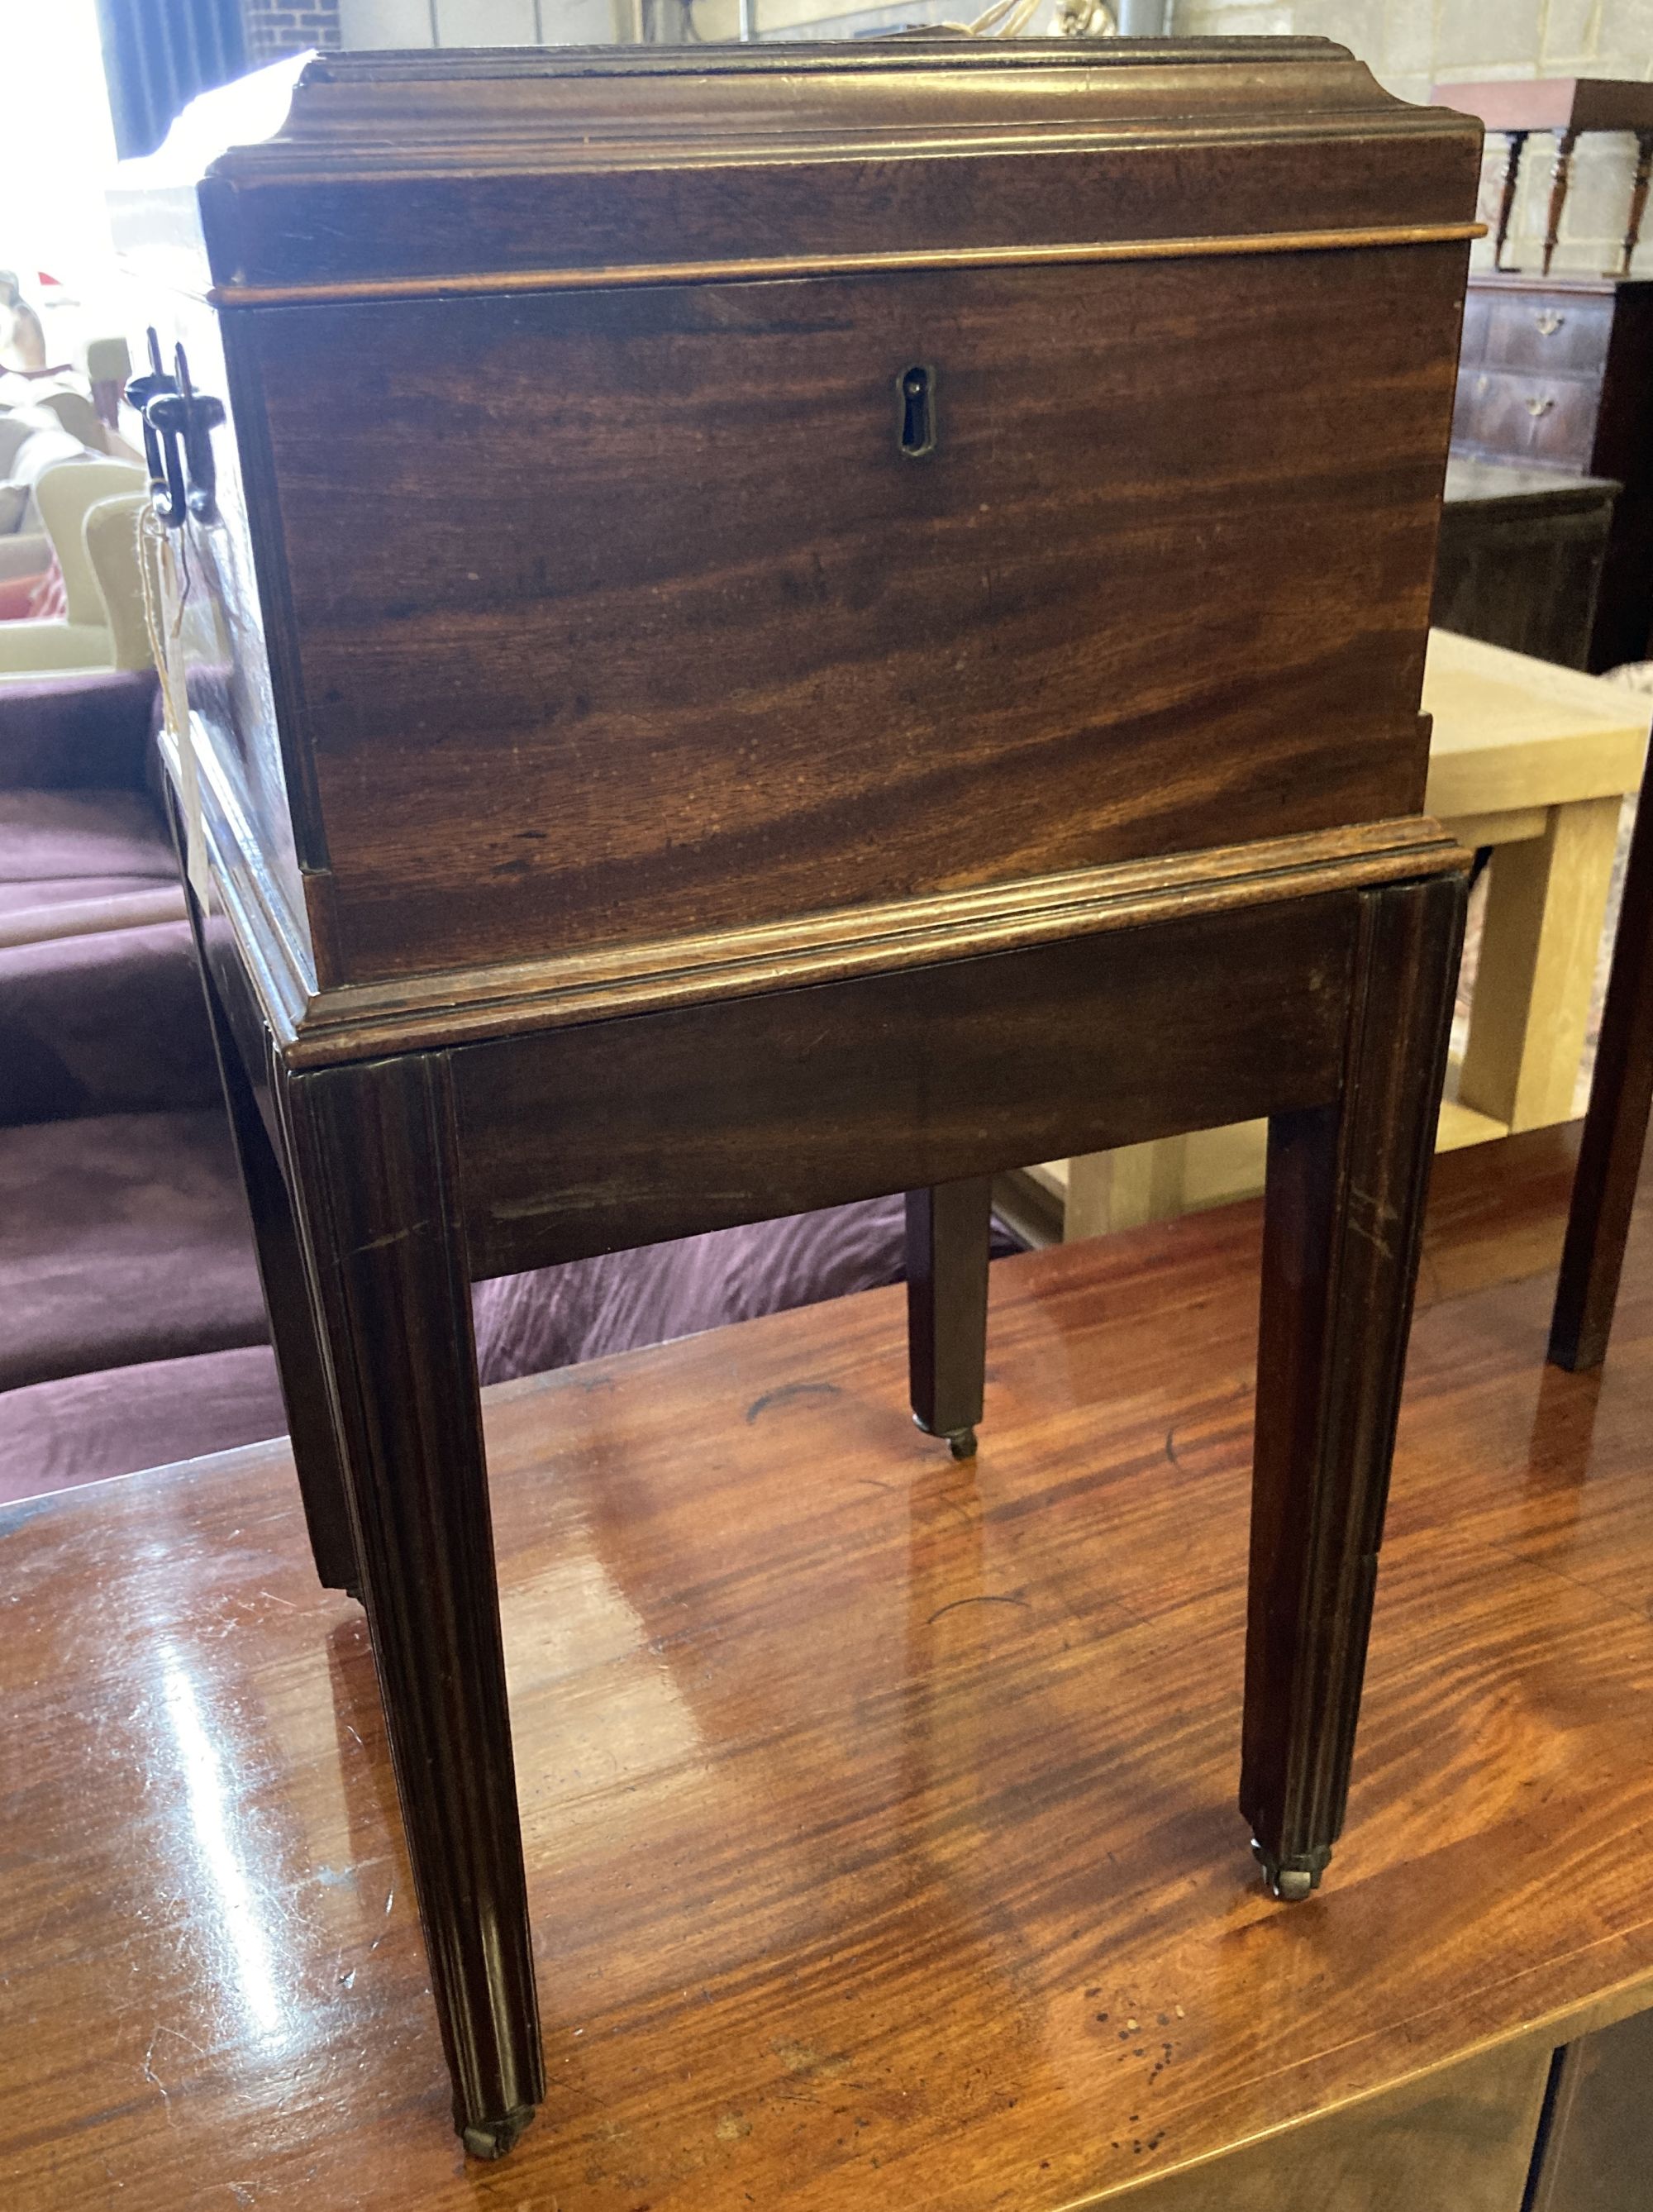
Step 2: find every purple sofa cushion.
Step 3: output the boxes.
[472,1195,920,1383]
[0,1345,286,1505]
[0,918,218,1125]
[0,788,174,887]
[0,1108,267,1390]
[0,670,159,791]
[0,1168,1019,1501]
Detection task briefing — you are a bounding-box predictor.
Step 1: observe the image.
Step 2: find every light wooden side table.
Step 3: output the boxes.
[1017,630,1651,1244]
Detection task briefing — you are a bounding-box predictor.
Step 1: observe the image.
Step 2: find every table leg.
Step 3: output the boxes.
[906,1180,992,1457]
[1065,1137,1189,1238]
[182,892,360,1598]
[1459,796,1623,1133]
[1542,127,1578,278]
[1551,775,1653,1370]
[1493,127,1528,272]
[1617,129,1653,278]
[286,1051,544,2157]
[1242,871,1465,1900]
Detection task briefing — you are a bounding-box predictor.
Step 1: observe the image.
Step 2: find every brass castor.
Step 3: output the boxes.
[1250,1837,1329,1902]
[912,1414,978,1458]
[460,2105,536,2160]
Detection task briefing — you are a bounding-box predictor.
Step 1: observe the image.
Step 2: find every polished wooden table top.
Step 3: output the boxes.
[4,1126,1653,2211]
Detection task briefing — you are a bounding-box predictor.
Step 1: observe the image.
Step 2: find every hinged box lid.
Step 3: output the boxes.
[112,39,1480,303]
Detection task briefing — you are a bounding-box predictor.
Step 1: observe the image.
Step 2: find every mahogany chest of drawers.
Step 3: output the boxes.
[1451,271,1653,668]
[1433,456,1616,668]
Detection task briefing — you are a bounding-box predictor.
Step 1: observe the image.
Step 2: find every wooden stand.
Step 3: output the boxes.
[175,824,1465,2150]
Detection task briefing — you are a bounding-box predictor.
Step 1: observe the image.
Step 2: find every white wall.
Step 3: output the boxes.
[339,0,620,46]
[339,0,1061,48]
[0,0,125,370]
[0,0,118,289]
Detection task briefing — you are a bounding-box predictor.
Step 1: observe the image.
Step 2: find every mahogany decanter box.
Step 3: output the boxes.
[111,43,1480,2158]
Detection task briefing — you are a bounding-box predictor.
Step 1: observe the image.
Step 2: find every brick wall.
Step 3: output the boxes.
[241,0,342,58]
[1167,0,1653,275]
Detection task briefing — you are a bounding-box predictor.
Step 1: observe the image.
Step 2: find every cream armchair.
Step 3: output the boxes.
[83,490,155,671]
[0,459,148,675]
[0,427,88,582]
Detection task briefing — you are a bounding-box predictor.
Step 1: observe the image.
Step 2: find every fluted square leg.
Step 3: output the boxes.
[286,1052,544,2155]
[1243,871,1467,1897]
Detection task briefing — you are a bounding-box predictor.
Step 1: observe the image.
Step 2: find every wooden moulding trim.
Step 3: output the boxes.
[211,222,1484,309]
[258,817,1470,1068]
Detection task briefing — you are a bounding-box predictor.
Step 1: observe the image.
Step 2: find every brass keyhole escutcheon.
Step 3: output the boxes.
[898,364,936,458]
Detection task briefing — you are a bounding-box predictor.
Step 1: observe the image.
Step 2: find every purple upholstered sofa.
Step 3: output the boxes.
[0,671,1016,1508]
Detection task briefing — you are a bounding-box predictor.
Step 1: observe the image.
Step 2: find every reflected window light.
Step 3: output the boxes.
[160,1652,286,2043]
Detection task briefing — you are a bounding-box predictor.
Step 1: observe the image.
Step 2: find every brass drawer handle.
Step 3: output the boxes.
[1525,394,1556,417]
[1535,310,1565,335]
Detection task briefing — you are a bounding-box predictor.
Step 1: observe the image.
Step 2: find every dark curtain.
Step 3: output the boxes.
[94,0,250,161]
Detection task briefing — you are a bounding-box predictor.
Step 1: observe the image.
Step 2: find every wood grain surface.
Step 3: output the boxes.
[4,1122,1652,2210]
[255,246,1464,985]
[450,889,1360,1275]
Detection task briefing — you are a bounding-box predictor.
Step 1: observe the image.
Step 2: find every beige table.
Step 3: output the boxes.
[1017,630,1651,1242]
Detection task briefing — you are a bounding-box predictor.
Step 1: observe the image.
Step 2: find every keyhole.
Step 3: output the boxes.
[899,365,936,457]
